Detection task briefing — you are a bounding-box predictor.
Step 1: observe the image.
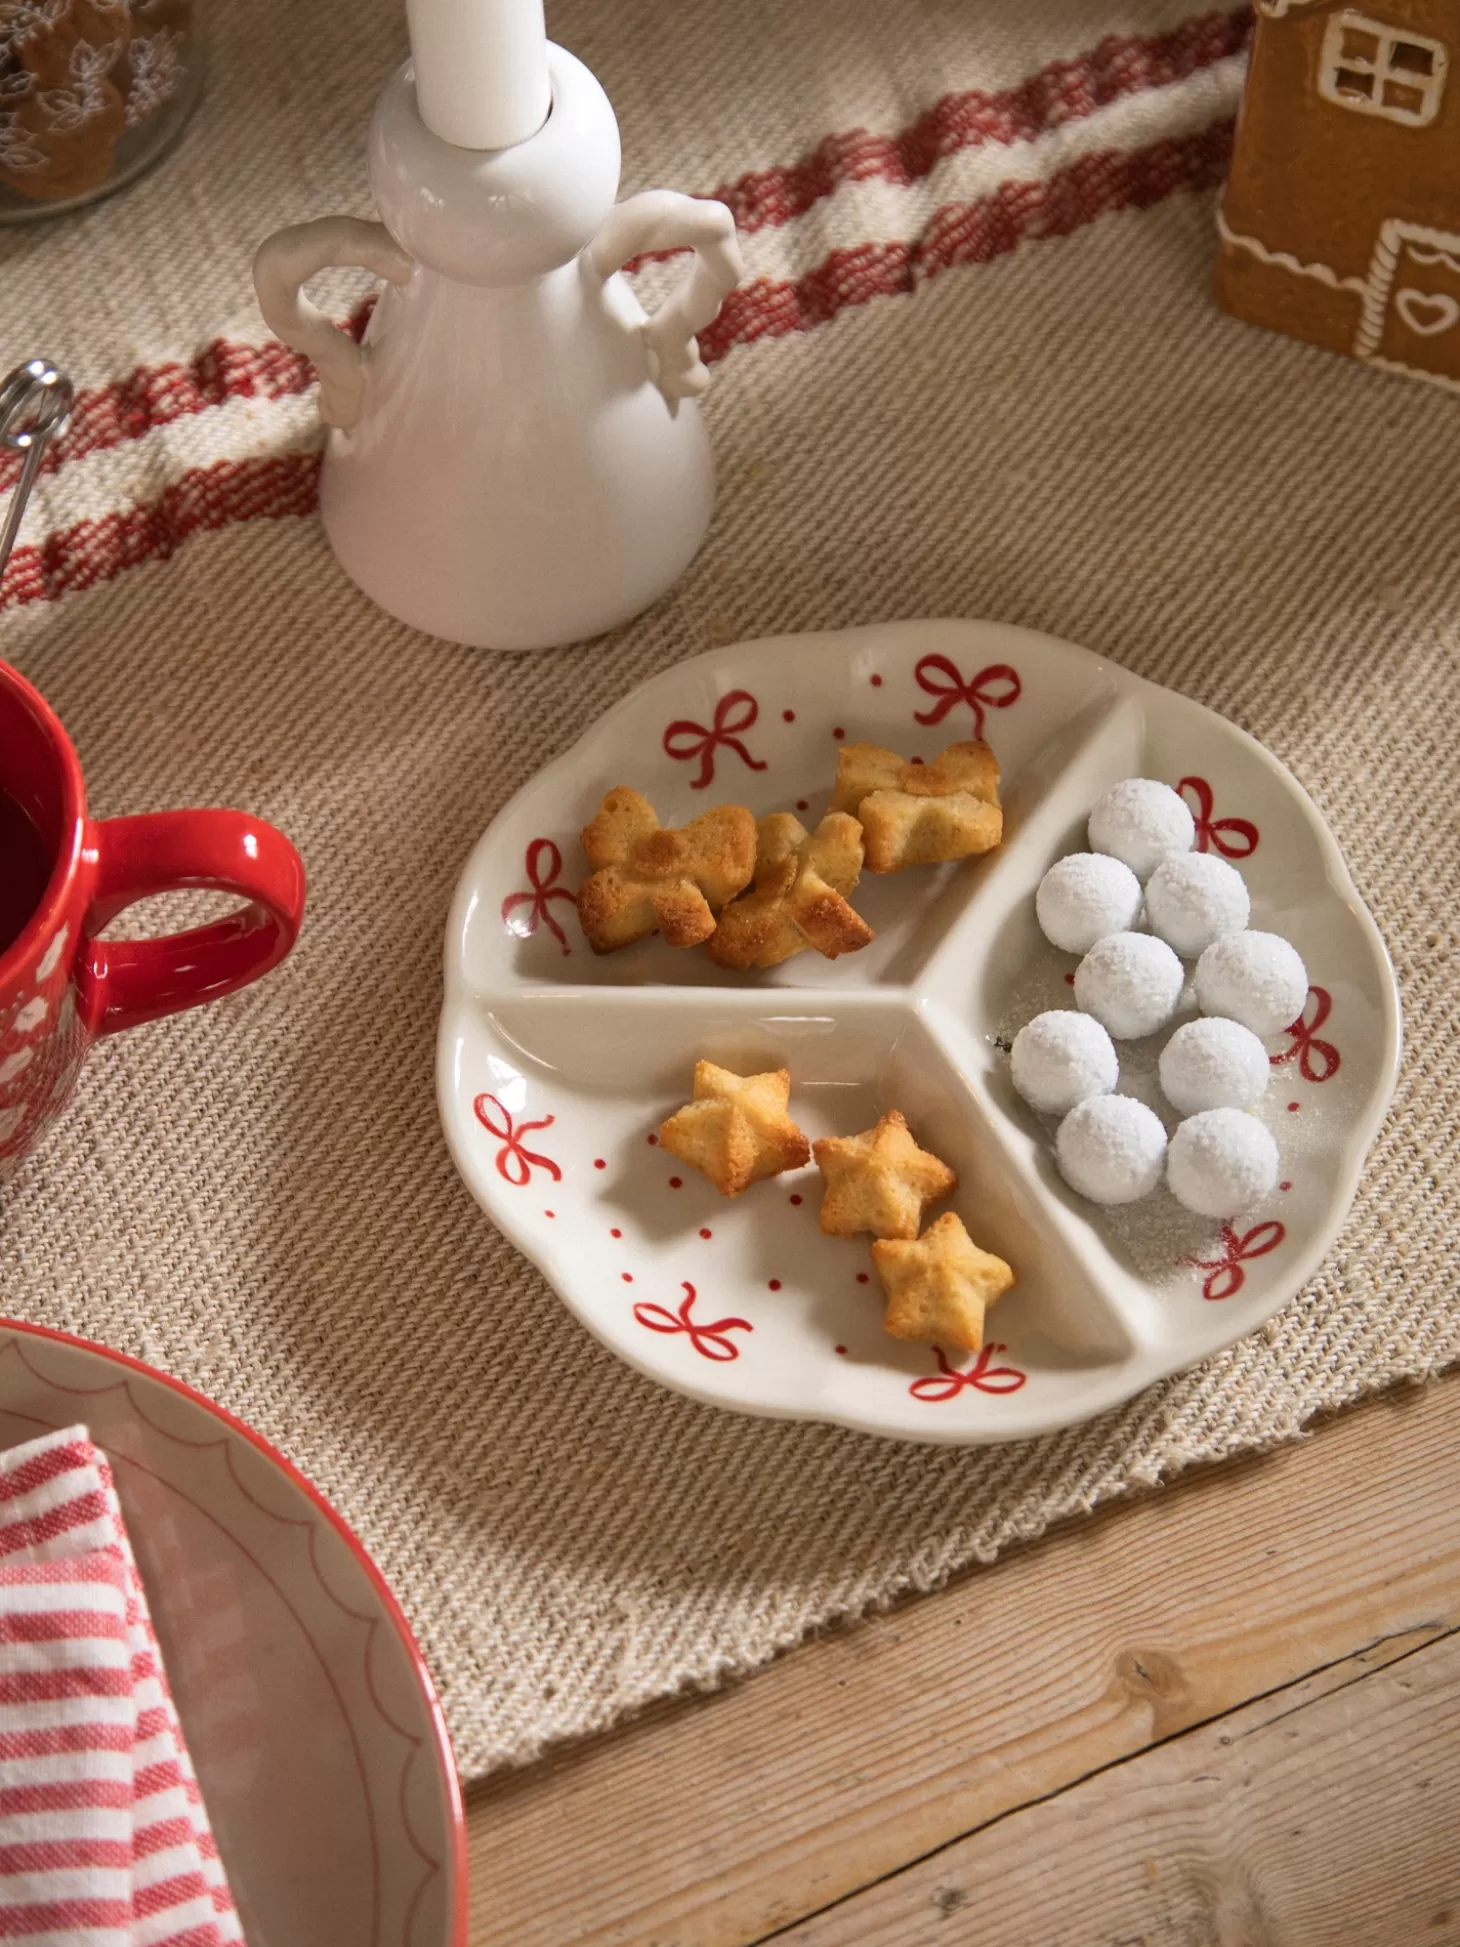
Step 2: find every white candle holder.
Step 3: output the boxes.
[254,44,743,652]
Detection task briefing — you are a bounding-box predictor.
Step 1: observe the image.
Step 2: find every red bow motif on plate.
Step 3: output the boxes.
[1184,1220,1285,1302]
[1177,776,1259,859]
[633,1281,752,1361]
[662,690,768,790]
[912,655,1021,736]
[501,839,577,955]
[1270,985,1340,1083]
[473,1093,562,1186]
[909,1343,1027,1401]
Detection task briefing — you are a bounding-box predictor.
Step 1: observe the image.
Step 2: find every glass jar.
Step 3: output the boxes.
[0,0,202,223]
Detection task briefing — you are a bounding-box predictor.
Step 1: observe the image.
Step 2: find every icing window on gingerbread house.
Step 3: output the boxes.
[1320,12,1449,125]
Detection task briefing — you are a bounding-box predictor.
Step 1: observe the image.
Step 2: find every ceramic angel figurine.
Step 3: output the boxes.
[255,24,742,651]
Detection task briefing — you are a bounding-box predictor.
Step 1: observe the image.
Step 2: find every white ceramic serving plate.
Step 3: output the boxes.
[0,1320,466,1946]
[438,620,1401,1445]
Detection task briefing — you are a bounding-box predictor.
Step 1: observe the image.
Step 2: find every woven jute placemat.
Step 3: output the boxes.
[1,0,1455,1778]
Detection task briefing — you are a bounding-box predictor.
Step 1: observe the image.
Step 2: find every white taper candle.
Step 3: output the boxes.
[406,0,551,151]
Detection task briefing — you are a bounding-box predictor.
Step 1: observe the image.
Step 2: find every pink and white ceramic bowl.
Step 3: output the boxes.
[0,1319,466,1946]
[438,619,1401,1446]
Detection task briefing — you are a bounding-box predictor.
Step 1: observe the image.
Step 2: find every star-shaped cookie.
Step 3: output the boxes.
[872,1212,1015,1353]
[658,1061,811,1197]
[830,739,1002,874]
[578,787,756,952]
[707,811,874,969]
[811,1110,957,1239]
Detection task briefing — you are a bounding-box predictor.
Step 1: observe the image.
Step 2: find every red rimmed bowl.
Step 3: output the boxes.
[0,1318,466,1947]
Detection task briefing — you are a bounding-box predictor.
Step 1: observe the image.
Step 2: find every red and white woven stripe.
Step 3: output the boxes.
[0,7,1250,618]
[0,1428,242,1947]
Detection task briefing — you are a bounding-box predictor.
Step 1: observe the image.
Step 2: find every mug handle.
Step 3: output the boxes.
[80,812,306,1036]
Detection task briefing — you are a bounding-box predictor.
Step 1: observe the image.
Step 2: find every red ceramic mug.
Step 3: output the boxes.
[0,659,306,1181]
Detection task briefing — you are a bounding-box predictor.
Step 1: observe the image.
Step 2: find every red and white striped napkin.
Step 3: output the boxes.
[0,1425,243,1946]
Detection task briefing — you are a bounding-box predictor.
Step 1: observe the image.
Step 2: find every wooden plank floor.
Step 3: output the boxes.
[464,1372,1460,1946]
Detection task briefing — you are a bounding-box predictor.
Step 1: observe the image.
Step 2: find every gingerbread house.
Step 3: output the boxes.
[1215,0,1460,386]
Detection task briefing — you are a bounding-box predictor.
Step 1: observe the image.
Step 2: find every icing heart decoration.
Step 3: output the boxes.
[1395,287,1460,337]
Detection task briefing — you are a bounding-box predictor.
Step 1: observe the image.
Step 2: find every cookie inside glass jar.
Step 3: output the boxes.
[0,0,202,221]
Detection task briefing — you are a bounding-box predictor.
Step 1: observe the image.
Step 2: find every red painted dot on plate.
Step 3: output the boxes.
[768,1279,782,1291]
[789,1193,803,1205]
[835,1344,848,1355]
[593,1157,606,1170]
[783,708,795,722]
[647,1132,658,1145]
[610,1227,622,1238]
[832,726,845,740]
[1279,1182,1292,1193]
[544,1210,556,1219]
[621,1273,633,1283]
[1287,1101,1300,1113]
[909,754,925,765]
[699,1227,712,1239]
[856,1272,869,1285]
[669,1176,683,1188]
[1064,971,1076,985]
[870,674,883,687]
[796,799,809,811]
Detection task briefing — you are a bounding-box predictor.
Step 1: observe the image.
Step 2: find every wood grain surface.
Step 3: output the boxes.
[782,1629,1460,1944]
[465,1373,1460,1946]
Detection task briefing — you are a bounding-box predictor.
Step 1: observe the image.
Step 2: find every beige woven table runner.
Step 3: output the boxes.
[1,0,1456,1781]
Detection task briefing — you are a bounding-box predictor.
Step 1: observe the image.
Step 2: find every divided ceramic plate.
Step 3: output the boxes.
[0,1320,466,1946]
[438,620,1401,1445]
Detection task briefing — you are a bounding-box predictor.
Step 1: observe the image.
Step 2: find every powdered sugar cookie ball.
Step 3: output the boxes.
[1087,779,1195,881]
[1195,931,1308,1038]
[1035,853,1143,955]
[1011,1010,1119,1117]
[1144,852,1251,957]
[1159,1018,1270,1115]
[1074,932,1185,1040]
[1056,1095,1168,1205]
[1167,1107,1279,1217]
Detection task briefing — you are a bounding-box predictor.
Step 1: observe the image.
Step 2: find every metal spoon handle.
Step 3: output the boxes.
[0,359,75,587]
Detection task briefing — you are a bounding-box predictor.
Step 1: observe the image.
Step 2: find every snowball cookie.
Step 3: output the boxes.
[1159,1017,1270,1116]
[1035,853,1144,955]
[1011,1010,1119,1117]
[1056,1095,1168,1205]
[1144,852,1251,958]
[1195,930,1308,1038]
[1087,778,1196,880]
[1074,932,1185,1040]
[1167,1108,1280,1217]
